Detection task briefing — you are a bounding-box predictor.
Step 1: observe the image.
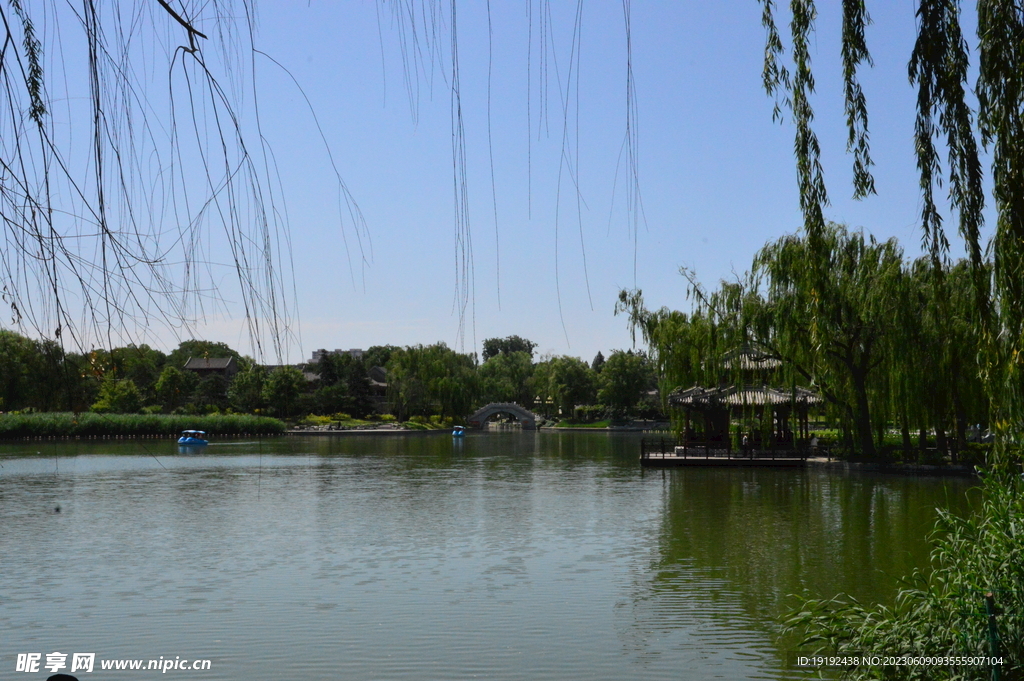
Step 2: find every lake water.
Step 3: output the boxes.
[1,432,975,680]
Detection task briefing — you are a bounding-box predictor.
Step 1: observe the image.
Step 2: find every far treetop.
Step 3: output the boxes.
[482,336,536,362]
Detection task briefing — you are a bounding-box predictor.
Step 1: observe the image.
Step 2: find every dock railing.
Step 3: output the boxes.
[641,437,811,463]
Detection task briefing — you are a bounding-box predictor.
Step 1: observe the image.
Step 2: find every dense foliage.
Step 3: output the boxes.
[481,336,537,362]
[0,333,660,427]
[757,1,1024,671]
[619,223,992,462]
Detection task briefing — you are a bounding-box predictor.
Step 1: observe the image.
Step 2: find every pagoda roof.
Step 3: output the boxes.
[668,384,822,409]
[719,343,781,371]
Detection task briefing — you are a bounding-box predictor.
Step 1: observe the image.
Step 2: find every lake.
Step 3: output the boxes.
[1,431,975,679]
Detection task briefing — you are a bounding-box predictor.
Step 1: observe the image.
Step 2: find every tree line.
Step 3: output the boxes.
[0,333,661,423]
[387,338,658,423]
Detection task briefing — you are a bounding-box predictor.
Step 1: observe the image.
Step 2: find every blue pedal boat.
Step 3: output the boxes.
[178,430,209,446]
[452,425,466,437]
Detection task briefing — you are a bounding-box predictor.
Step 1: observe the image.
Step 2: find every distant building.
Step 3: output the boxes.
[309,348,364,363]
[368,366,389,413]
[183,356,239,380]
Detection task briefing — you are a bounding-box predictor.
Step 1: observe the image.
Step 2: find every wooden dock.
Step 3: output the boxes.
[640,438,807,468]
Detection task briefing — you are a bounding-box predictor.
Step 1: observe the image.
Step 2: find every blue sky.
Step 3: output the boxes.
[35,1,990,363]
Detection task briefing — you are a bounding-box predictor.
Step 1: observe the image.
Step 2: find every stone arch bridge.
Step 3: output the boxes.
[467,403,541,430]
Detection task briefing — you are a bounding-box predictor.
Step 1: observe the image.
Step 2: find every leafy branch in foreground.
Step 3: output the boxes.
[784,472,1023,680]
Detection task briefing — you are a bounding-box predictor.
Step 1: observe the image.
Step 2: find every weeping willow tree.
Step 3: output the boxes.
[750,223,905,459]
[385,343,479,420]
[616,276,768,436]
[0,1,366,359]
[763,2,1024,673]
[885,258,989,458]
[615,288,713,397]
[761,0,1021,466]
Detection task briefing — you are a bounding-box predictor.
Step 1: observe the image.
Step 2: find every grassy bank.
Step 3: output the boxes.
[0,412,286,439]
[553,420,612,428]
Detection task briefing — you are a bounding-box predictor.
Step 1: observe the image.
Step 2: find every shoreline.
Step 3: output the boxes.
[805,457,978,476]
[0,430,982,475]
[286,427,452,436]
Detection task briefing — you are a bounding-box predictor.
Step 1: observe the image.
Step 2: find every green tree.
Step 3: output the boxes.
[547,356,597,418]
[264,366,307,418]
[482,336,537,362]
[759,0,1024,463]
[387,343,479,420]
[479,351,534,405]
[617,286,756,431]
[751,224,904,459]
[228,367,269,413]
[363,345,400,372]
[0,330,41,411]
[194,374,230,411]
[597,350,651,418]
[155,366,198,413]
[886,259,989,458]
[528,358,556,418]
[91,379,143,414]
[59,351,101,413]
[310,352,373,417]
[751,3,1024,667]
[110,345,166,405]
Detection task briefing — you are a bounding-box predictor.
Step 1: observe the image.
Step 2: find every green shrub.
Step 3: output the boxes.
[298,414,332,427]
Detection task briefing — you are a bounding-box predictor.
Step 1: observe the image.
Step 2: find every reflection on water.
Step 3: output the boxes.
[631,468,973,678]
[0,433,974,680]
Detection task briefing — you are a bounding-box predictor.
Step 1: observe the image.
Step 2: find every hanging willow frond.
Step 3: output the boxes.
[760,0,791,123]
[6,0,45,123]
[908,0,985,283]
[788,0,830,244]
[0,1,368,363]
[841,0,875,199]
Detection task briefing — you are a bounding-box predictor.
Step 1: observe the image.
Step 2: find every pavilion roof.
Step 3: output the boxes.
[668,384,822,409]
[183,356,236,371]
[719,343,781,371]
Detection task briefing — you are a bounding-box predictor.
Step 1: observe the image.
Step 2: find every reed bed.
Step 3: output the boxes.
[0,413,285,439]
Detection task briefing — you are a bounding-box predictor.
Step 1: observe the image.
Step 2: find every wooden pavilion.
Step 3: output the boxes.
[667,345,822,450]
